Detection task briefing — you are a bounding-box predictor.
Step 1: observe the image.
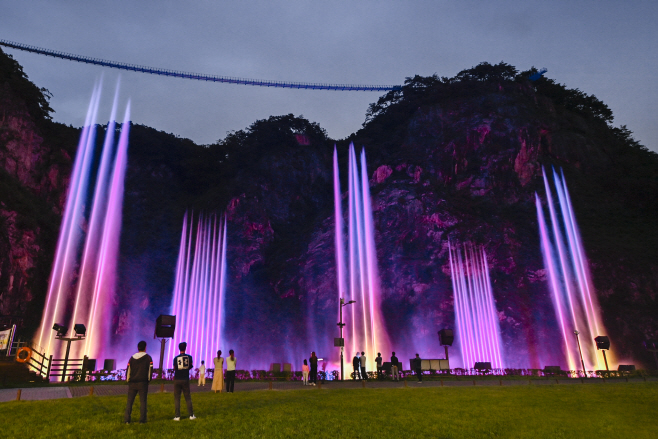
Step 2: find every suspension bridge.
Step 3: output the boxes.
[0,39,401,92]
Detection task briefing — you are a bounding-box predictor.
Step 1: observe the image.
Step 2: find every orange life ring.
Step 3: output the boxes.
[16,347,32,363]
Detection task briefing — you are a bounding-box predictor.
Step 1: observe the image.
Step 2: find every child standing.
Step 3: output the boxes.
[198,361,206,386]
[302,359,309,385]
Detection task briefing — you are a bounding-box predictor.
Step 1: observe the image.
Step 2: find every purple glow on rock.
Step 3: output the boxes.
[536,168,612,371]
[449,243,504,369]
[35,83,130,362]
[167,212,228,367]
[334,143,389,373]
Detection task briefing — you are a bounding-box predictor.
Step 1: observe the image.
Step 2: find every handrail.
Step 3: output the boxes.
[0,39,402,92]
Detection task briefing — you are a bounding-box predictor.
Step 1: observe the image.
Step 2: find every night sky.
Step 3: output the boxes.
[2,1,657,152]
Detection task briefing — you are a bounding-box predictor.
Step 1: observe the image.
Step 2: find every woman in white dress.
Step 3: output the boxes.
[212,350,224,393]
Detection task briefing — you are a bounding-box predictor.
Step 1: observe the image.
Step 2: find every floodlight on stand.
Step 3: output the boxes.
[52,323,67,337]
[74,323,86,337]
[594,335,610,372]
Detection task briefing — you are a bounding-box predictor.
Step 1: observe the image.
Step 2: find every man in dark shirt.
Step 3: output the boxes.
[390,351,400,381]
[124,340,153,424]
[352,353,361,380]
[414,353,423,383]
[309,351,318,386]
[173,342,196,421]
[375,353,383,380]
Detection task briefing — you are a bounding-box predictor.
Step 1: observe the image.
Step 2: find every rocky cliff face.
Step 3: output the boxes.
[0,49,76,334]
[2,54,656,370]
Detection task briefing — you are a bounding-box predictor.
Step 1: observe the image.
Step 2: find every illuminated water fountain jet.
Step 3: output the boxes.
[333,143,389,372]
[35,82,131,361]
[449,243,504,369]
[166,212,228,366]
[535,168,610,372]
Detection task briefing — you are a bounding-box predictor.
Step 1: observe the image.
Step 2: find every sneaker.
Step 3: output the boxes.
[173,417,180,421]
[190,415,197,420]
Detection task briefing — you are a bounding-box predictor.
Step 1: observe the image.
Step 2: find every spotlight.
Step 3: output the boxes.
[74,324,86,337]
[52,323,67,337]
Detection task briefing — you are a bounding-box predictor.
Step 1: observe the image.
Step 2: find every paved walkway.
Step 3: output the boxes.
[1,377,654,402]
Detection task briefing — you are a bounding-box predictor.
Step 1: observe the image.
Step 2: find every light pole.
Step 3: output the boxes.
[338,297,355,381]
[574,330,586,377]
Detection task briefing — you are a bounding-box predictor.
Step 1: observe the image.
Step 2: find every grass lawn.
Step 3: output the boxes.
[2,383,656,438]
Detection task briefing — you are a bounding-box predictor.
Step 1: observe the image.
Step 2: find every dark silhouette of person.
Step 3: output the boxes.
[414,353,423,383]
[309,351,318,385]
[124,340,153,424]
[360,351,367,381]
[352,353,361,380]
[225,349,237,393]
[390,351,400,381]
[173,342,196,420]
[376,352,383,379]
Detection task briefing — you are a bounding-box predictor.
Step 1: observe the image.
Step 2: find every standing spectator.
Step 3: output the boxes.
[375,353,383,380]
[212,350,224,393]
[352,353,361,380]
[198,361,206,386]
[390,351,400,381]
[302,359,309,385]
[173,342,196,420]
[360,351,367,381]
[309,351,318,386]
[225,349,237,393]
[124,340,153,424]
[414,353,423,383]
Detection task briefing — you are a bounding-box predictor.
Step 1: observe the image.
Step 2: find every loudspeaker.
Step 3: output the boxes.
[86,359,97,372]
[618,365,635,372]
[282,363,292,372]
[334,337,344,347]
[438,329,454,346]
[594,336,610,350]
[271,363,281,373]
[474,362,492,370]
[103,359,115,371]
[155,315,176,338]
